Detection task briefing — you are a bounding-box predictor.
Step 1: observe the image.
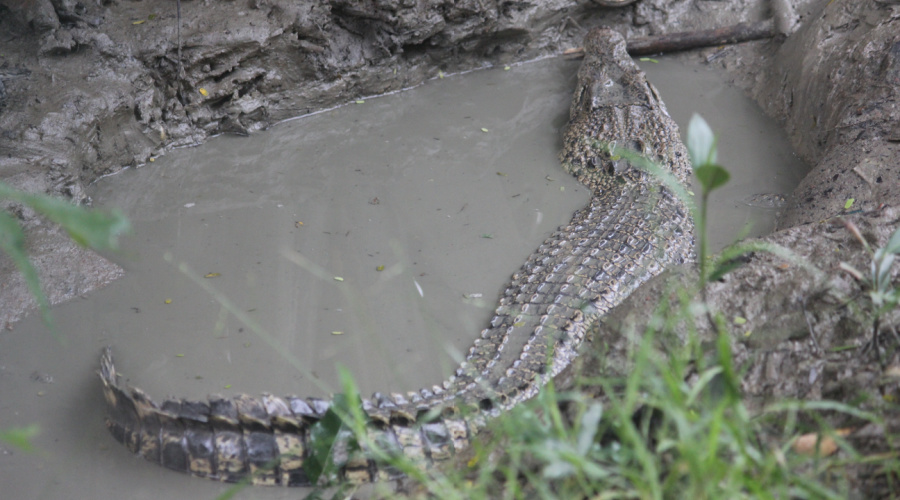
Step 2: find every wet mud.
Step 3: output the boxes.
[0,0,899,497]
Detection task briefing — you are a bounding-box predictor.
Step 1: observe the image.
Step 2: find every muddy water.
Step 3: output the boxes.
[0,55,805,499]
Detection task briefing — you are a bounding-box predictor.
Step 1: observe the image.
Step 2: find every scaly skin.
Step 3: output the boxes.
[99,28,694,486]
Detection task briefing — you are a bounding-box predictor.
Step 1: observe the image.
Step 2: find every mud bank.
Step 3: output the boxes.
[574,2,900,497]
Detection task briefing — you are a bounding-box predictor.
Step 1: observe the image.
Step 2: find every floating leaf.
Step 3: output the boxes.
[481,234,493,239]
[132,20,145,25]
[355,100,365,104]
[333,276,344,282]
[844,198,855,210]
[204,272,220,278]
[331,331,344,335]
[198,88,208,97]
[164,298,172,304]
[438,70,444,79]
[224,384,232,389]
[733,316,747,325]
[504,65,511,71]
[376,265,384,271]
[639,57,659,63]
[0,425,39,452]
[175,353,185,358]
[481,127,489,133]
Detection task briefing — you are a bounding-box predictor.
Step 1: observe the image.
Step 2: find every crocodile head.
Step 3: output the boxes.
[560,28,680,192]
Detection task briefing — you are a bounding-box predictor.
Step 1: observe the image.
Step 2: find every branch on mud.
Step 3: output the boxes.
[176,0,184,80]
[563,20,776,58]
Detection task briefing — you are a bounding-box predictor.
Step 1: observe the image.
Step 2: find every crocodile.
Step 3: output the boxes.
[99,28,695,486]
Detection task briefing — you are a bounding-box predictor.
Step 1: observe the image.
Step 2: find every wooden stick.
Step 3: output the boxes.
[562,20,776,59]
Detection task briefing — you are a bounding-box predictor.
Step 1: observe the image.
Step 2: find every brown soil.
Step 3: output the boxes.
[1,0,898,496]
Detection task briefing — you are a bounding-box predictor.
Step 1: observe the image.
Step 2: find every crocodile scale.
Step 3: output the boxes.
[99,28,695,486]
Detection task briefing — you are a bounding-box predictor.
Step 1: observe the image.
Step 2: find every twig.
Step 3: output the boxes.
[801,298,822,354]
[177,0,184,80]
[562,20,776,59]
[627,20,775,56]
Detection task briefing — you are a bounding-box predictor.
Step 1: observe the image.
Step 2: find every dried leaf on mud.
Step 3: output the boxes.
[792,428,854,456]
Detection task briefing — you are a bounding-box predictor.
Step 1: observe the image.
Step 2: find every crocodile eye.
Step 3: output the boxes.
[609,158,627,175]
[633,140,645,155]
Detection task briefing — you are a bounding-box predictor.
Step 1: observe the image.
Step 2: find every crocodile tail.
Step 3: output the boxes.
[99,347,479,486]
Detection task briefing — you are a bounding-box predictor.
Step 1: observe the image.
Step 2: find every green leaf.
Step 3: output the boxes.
[686,114,717,168]
[302,393,361,484]
[0,182,130,251]
[31,198,129,250]
[882,226,900,256]
[843,198,854,210]
[337,366,367,434]
[576,403,603,456]
[0,424,39,452]
[708,257,745,282]
[694,164,730,193]
[543,460,576,479]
